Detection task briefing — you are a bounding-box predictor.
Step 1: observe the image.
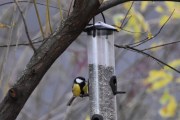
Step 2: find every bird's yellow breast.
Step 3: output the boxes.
[72,84,81,97]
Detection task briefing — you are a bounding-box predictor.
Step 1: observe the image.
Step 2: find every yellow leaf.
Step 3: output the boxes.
[155,6,164,13]
[159,95,177,118]
[173,12,180,19]
[147,32,153,39]
[85,115,90,120]
[131,12,150,41]
[159,90,170,105]
[123,2,134,10]
[0,23,10,28]
[164,59,180,71]
[164,2,180,19]
[141,2,149,11]
[125,14,141,41]
[145,70,171,83]
[165,2,175,11]
[137,13,150,32]
[113,14,124,30]
[133,24,141,41]
[149,79,171,92]
[159,15,169,26]
[143,70,173,92]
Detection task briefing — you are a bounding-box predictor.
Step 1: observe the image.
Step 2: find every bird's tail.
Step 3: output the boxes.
[67,96,76,106]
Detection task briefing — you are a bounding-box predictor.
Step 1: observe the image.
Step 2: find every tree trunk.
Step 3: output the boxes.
[0,0,100,119]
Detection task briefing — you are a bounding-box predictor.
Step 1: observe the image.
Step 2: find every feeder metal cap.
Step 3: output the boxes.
[84,21,118,32]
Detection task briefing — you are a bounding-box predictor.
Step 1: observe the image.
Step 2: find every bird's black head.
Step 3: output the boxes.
[74,76,85,84]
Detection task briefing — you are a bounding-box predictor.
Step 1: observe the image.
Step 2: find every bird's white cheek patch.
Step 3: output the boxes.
[76,78,83,83]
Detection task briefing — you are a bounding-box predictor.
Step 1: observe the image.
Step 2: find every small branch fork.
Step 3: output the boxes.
[114,44,180,74]
[120,1,134,29]
[114,7,179,73]
[128,9,175,47]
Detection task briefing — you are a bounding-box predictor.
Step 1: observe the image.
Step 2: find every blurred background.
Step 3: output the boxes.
[0,0,179,120]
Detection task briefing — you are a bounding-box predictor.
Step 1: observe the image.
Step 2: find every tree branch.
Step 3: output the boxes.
[0,0,101,119]
[114,44,180,73]
[97,0,128,14]
[0,40,43,47]
[97,0,180,14]
[129,9,175,47]
[141,40,180,51]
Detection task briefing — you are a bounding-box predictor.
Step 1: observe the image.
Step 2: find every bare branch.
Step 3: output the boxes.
[46,0,53,33]
[142,40,180,51]
[68,0,74,17]
[114,44,180,73]
[114,24,147,33]
[120,1,134,28]
[33,0,45,39]
[129,9,175,47]
[0,1,62,10]
[97,0,128,14]
[97,0,180,14]
[0,0,101,119]
[112,2,147,34]
[14,0,37,53]
[0,40,43,48]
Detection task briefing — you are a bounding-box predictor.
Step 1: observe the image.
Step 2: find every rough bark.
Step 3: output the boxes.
[0,0,100,119]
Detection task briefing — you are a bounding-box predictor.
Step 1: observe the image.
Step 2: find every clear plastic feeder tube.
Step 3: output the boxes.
[87,27,117,120]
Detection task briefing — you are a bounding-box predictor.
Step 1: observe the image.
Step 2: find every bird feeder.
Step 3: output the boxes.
[85,21,118,120]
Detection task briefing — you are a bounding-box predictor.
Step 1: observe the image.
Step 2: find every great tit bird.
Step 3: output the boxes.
[67,76,88,106]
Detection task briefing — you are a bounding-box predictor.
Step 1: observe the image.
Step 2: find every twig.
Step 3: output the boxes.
[33,0,45,39]
[118,12,146,34]
[121,15,132,28]
[129,9,175,47]
[97,0,180,15]
[0,40,43,48]
[141,40,180,51]
[114,24,147,34]
[114,44,180,73]
[57,0,64,21]
[67,0,74,17]
[97,0,128,14]
[46,0,52,33]
[120,1,134,28]
[14,0,36,53]
[0,1,56,9]
[0,1,68,12]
